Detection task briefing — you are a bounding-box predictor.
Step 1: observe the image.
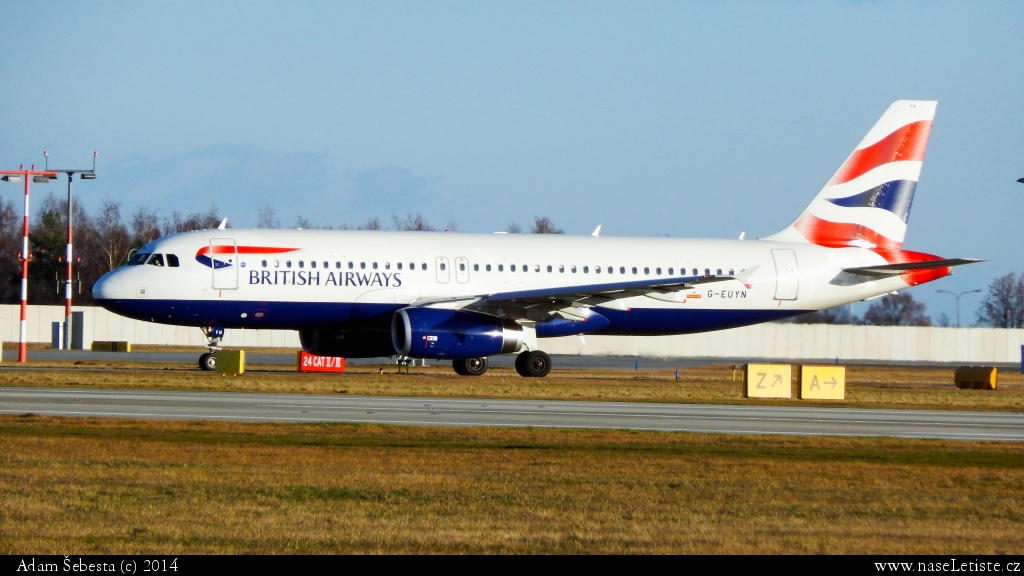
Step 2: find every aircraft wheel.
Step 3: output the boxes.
[516,350,551,378]
[453,357,489,376]
[199,352,217,371]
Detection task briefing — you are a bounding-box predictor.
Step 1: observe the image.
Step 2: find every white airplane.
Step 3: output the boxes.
[93,100,979,377]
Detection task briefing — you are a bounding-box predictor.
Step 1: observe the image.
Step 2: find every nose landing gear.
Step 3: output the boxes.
[198,325,224,371]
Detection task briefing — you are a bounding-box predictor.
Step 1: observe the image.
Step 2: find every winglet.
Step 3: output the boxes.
[592,225,601,238]
[217,218,228,230]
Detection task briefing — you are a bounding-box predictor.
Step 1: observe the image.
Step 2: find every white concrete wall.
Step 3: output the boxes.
[2,304,1022,364]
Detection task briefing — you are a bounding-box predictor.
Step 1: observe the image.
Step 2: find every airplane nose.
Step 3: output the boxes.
[92,269,128,301]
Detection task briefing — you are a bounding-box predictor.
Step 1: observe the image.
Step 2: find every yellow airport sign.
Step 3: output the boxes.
[216,350,246,376]
[799,366,846,400]
[745,363,792,398]
[954,366,997,390]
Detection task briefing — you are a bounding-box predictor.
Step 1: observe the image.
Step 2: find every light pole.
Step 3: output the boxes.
[1,165,56,362]
[44,151,97,350]
[936,289,981,328]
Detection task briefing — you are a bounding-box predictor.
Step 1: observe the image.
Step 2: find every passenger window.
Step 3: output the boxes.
[705,268,710,276]
[692,268,698,275]
[656,267,661,275]
[511,264,517,272]
[498,264,504,272]
[535,265,540,272]
[632,267,637,274]
[167,254,179,267]
[440,262,446,271]
[459,263,465,272]
[261,260,267,268]
[668,268,674,275]
[557,265,562,273]
[486,264,492,272]
[147,254,164,267]
[717,268,722,275]
[311,261,316,268]
[348,262,353,269]
[299,261,305,268]
[398,262,403,270]
[595,267,601,274]
[729,269,734,275]
[385,262,391,270]
[583,266,588,273]
[360,262,366,269]
[335,262,341,269]
[373,262,378,270]
[473,264,479,272]
[643,267,648,274]
[421,263,427,270]
[570,265,576,273]
[274,260,280,268]
[286,260,292,268]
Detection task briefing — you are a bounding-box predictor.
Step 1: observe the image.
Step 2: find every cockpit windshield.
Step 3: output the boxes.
[127,252,151,266]
[126,252,179,267]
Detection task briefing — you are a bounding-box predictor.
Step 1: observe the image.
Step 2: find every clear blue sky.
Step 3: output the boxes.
[1,1,1021,324]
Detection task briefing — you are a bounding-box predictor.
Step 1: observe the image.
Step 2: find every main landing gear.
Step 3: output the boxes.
[450,351,552,377]
[515,350,552,378]
[453,357,489,376]
[198,325,225,372]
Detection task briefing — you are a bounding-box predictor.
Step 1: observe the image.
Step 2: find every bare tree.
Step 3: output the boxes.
[257,205,280,228]
[391,212,435,231]
[862,293,931,326]
[164,205,222,234]
[88,200,132,273]
[130,207,162,247]
[506,222,522,234]
[358,217,382,231]
[530,216,563,234]
[976,273,1024,328]
[294,216,322,229]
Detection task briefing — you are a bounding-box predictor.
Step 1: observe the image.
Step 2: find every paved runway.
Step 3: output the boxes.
[2,387,1022,441]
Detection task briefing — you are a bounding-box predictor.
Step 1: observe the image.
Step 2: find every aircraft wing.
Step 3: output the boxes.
[408,274,741,312]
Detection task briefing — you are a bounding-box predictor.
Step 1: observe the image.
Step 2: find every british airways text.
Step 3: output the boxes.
[249,270,403,287]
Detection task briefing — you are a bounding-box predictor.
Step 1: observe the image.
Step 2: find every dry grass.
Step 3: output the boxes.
[4,360,1024,412]
[2,416,1023,554]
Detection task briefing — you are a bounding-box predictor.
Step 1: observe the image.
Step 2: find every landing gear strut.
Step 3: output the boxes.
[515,350,551,378]
[453,357,489,376]
[199,325,224,371]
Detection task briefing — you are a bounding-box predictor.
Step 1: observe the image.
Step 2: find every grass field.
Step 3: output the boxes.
[2,361,1023,554]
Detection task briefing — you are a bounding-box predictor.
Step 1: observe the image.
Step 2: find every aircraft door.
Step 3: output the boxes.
[435,257,450,283]
[771,249,799,300]
[455,257,469,284]
[210,238,239,290]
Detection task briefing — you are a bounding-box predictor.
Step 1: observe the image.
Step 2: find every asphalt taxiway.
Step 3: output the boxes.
[2,386,1022,441]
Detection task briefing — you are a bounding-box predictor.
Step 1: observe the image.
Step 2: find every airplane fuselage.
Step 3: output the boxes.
[94,228,913,335]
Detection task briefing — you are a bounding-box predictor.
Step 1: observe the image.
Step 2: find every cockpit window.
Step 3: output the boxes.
[166,254,179,267]
[127,252,151,266]
[147,254,165,267]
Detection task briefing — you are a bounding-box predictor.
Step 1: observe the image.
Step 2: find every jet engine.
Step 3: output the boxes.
[392,308,523,359]
[299,328,397,358]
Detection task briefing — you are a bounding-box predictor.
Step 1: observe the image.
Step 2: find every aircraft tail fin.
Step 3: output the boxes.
[763,100,937,249]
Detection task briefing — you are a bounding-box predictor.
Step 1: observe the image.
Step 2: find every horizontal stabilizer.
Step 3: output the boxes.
[843,258,983,277]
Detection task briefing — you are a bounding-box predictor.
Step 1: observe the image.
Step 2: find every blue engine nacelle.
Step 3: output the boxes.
[392,308,524,359]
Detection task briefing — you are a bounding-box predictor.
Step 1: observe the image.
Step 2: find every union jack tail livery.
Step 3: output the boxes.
[765,100,936,249]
